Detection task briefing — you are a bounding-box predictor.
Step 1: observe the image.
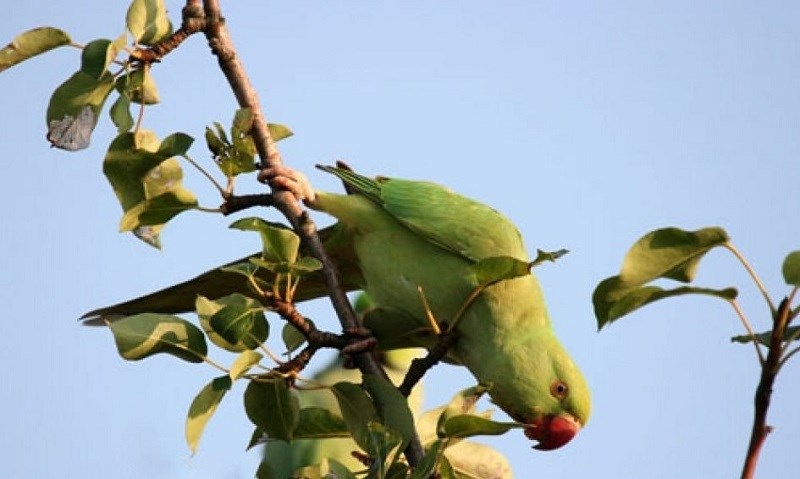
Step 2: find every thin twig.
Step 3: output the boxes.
[726,243,777,314]
[729,299,766,366]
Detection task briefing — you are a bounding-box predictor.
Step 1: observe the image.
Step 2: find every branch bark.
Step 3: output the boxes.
[198,0,424,467]
[741,297,791,479]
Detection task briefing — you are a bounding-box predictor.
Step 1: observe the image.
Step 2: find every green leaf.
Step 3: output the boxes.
[126,0,173,46]
[364,422,404,479]
[328,459,358,479]
[471,256,531,287]
[80,39,117,79]
[594,276,738,329]
[209,295,266,345]
[281,322,307,354]
[196,294,268,352]
[46,70,115,151]
[409,440,445,479]
[593,227,733,329]
[435,385,490,437]
[108,313,208,363]
[230,217,300,264]
[109,94,134,132]
[268,123,294,142]
[620,227,729,284]
[732,325,800,347]
[229,350,263,380]
[443,441,513,479]
[290,256,324,275]
[186,375,232,454]
[331,381,378,452]
[244,379,300,442]
[530,248,569,268]
[363,375,416,449]
[232,107,253,132]
[103,131,197,244]
[0,27,71,73]
[439,415,518,439]
[116,68,160,105]
[293,407,350,439]
[782,251,800,286]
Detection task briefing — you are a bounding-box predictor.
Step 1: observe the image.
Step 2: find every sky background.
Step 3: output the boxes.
[1,1,799,478]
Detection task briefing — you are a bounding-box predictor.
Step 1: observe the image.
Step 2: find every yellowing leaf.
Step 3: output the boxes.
[108,313,208,363]
[186,376,232,454]
[126,0,173,46]
[0,27,71,73]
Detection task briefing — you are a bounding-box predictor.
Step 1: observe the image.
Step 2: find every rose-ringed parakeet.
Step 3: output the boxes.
[84,164,591,450]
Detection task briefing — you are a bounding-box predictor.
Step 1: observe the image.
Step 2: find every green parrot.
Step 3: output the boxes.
[84,164,591,450]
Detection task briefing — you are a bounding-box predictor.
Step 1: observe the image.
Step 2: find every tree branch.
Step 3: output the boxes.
[199,0,424,467]
[741,297,792,479]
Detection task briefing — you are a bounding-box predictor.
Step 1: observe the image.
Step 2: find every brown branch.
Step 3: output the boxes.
[399,331,457,397]
[130,3,207,64]
[741,297,792,479]
[199,1,423,466]
[220,193,274,215]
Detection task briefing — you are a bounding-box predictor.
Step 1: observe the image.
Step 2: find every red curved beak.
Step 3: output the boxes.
[524,414,581,451]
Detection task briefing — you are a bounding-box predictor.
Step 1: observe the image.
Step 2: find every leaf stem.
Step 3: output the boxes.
[183,154,227,196]
[725,243,777,314]
[729,299,766,366]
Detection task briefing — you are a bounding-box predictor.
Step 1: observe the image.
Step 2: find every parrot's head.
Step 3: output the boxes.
[487,332,591,451]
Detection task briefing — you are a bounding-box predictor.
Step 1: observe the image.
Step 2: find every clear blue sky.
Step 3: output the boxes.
[1,2,798,478]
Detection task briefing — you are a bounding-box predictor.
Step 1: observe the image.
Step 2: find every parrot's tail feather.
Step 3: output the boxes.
[316,164,383,204]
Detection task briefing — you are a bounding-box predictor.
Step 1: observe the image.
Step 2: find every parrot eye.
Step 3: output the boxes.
[550,380,569,400]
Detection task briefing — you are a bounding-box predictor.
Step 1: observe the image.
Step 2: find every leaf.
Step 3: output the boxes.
[108,313,208,363]
[409,440,445,479]
[593,227,733,329]
[109,94,134,132]
[281,322,307,354]
[0,27,71,73]
[331,381,378,452]
[186,375,232,454]
[364,422,404,479]
[530,248,569,268]
[209,296,266,345]
[594,277,738,328]
[435,385,490,437]
[363,375,416,449]
[116,68,160,105]
[103,131,197,245]
[46,70,115,151]
[292,407,350,439]
[80,39,117,79]
[471,256,531,287]
[443,441,513,479]
[328,459,358,479]
[229,350,263,380]
[46,105,95,152]
[783,251,800,286]
[230,217,300,264]
[732,325,800,347]
[268,123,293,142]
[244,379,300,443]
[620,227,729,284]
[196,295,268,352]
[439,415,518,439]
[126,0,173,46]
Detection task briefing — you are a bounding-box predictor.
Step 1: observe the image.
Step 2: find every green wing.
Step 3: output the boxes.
[319,165,528,262]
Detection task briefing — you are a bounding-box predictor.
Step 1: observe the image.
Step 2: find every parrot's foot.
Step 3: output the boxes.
[258,165,316,203]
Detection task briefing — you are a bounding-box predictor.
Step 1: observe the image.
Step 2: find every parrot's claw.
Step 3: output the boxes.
[258,165,317,203]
